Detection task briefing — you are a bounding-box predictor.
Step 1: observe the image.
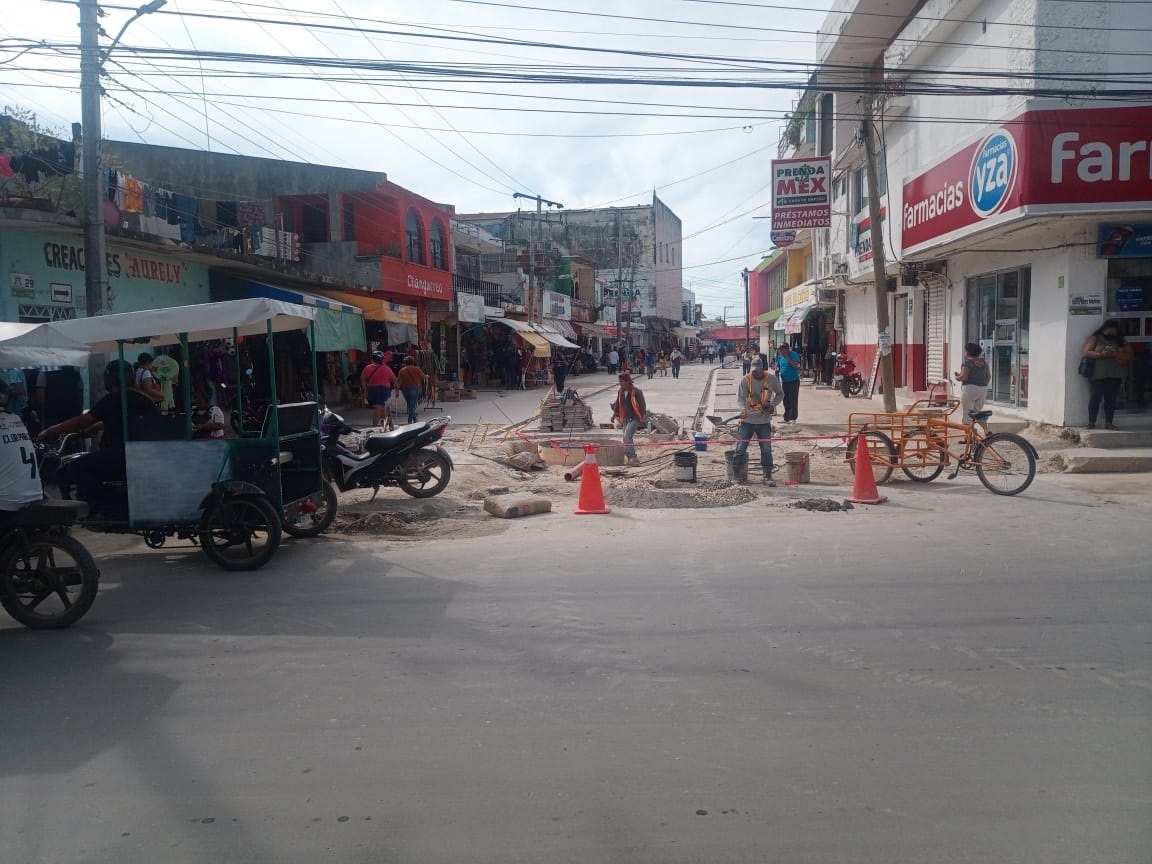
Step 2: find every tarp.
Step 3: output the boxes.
[487,316,533,333]
[0,322,90,368]
[543,316,578,341]
[776,301,818,334]
[53,298,318,353]
[232,280,365,352]
[576,322,613,338]
[536,328,580,350]
[312,289,416,324]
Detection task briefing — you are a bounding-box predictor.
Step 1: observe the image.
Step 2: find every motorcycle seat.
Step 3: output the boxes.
[364,426,425,454]
[0,498,89,526]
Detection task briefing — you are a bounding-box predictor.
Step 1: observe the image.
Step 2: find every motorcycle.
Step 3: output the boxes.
[321,411,454,499]
[0,498,99,629]
[832,353,864,398]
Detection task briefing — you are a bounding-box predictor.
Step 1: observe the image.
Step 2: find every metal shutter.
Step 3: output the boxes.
[925,282,945,384]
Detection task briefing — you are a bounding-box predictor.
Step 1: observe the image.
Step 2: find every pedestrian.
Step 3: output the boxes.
[4,366,27,419]
[733,357,783,486]
[360,350,397,428]
[552,350,569,394]
[644,349,655,379]
[718,345,727,366]
[133,352,163,403]
[953,342,990,429]
[610,372,647,468]
[1082,318,1130,430]
[657,351,669,376]
[396,355,426,425]
[776,342,802,423]
[741,347,753,375]
[670,348,683,379]
[191,392,227,440]
[608,347,620,375]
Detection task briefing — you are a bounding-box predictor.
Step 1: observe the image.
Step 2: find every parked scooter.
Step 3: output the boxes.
[321,411,453,499]
[832,353,864,398]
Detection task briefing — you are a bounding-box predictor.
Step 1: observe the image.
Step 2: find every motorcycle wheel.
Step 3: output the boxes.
[398,449,452,498]
[0,532,99,629]
[282,480,339,538]
[199,494,282,571]
[848,374,865,396]
[840,377,851,398]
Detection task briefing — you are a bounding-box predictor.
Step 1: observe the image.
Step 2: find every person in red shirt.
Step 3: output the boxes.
[360,351,396,429]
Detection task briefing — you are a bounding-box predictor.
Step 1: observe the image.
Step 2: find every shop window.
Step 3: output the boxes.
[852,167,869,217]
[430,219,446,270]
[300,201,329,244]
[406,208,425,265]
[818,93,834,156]
[342,198,356,242]
[965,267,1031,407]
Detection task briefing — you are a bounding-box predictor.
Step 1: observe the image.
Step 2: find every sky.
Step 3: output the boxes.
[1,0,838,322]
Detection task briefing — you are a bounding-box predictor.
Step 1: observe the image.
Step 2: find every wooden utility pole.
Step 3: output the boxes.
[862,64,898,412]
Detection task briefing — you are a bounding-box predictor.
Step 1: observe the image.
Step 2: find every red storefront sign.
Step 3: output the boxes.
[380,258,452,301]
[902,104,1152,253]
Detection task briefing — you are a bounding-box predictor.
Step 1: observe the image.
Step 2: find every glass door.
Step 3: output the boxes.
[966,268,1031,408]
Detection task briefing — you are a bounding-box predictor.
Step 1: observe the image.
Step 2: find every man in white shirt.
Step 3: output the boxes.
[0,401,45,511]
[607,348,620,375]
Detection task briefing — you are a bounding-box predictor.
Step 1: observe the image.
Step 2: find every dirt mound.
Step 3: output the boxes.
[606,478,757,509]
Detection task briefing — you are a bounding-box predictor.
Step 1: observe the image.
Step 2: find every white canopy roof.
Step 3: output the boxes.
[0,322,91,368]
[54,298,318,352]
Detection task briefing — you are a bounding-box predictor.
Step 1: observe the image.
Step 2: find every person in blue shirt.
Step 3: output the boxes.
[776,343,802,423]
[5,367,28,417]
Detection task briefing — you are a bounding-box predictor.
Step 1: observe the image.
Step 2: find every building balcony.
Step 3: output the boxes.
[453,274,517,307]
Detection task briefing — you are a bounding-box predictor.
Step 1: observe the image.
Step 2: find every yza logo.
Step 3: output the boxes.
[969,130,1018,218]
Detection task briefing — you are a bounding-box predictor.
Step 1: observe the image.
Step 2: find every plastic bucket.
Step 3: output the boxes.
[673,451,698,482]
[785,451,810,484]
[724,450,748,483]
[693,433,708,452]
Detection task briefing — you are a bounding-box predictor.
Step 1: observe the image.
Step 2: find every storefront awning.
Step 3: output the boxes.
[577,322,613,338]
[519,332,552,357]
[543,316,578,341]
[757,306,784,326]
[536,328,580,349]
[219,279,366,352]
[775,301,820,334]
[487,315,534,333]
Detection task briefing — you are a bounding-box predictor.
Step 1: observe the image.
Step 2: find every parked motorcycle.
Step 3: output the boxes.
[832,353,865,398]
[0,499,99,629]
[321,411,453,499]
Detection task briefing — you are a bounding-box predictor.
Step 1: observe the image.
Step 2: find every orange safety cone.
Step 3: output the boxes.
[846,432,888,505]
[574,445,611,515]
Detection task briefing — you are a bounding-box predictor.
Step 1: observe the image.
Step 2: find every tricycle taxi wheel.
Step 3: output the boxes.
[846,430,896,484]
[199,494,282,571]
[398,449,452,498]
[0,532,100,629]
[900,430,946,482]
[282,480,339,538]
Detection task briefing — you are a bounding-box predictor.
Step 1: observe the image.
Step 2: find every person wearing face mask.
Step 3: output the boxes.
[1082,319,1129,430]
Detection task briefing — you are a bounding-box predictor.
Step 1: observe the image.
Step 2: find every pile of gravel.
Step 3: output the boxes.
[333,511,419,534]
[606,478,757,509]
[789,498,855,512]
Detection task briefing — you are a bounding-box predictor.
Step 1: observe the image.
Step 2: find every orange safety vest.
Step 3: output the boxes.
[744,374,771,410]
[615,387,646,422]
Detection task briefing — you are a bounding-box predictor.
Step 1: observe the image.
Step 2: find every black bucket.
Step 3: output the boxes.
[724,450,748,483]
[673,451,697,482]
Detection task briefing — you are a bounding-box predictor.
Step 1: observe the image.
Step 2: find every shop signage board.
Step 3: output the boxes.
[50,283,73,304]
[1069,291,1103,315]
[542,290,571,319]
[782,283,816,310]
[771,157,832,231]
[1097,223,1152,259]
[9,272,35,298]
[902,104,1152,254]
[771,230,797,248]
[456,292,484,323]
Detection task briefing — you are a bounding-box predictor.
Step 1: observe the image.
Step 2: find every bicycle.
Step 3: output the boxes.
[892,409,1036,496]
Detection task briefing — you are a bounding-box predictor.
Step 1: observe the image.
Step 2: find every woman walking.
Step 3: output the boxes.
[1082,319,1129,429]
[396,355,427,425]
[953,342,990,427]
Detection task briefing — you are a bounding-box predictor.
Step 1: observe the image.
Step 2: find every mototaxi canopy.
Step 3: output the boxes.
[0,322,91,368]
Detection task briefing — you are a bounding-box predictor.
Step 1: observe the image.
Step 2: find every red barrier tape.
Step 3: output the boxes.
[548,433,852,451]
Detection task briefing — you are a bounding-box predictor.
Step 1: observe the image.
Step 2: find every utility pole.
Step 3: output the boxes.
[862,62,898,412]
[615,209,623,350]
[80,0,109,325]
[513,192,562,327]
[742,268,751,354]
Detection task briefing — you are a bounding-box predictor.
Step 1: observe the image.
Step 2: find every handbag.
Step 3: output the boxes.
[1077,355,1095,378]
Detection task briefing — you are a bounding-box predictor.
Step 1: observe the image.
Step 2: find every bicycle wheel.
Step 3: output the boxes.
[199,494,282,571]
[0,532,99,629]
[973,433,1036,496]
[282,480,339,538]
[900,430,945,482]
[846,430,896,484]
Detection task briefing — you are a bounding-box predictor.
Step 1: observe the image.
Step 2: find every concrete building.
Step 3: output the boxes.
[779,0,1152,425]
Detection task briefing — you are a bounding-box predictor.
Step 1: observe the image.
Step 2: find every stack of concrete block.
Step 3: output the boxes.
[539,394,594,432]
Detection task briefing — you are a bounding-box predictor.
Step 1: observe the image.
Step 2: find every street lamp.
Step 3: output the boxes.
[80,0,167,323]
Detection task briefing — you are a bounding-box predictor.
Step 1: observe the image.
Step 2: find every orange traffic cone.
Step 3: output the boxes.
[846,432,888,505]
[574,445,611,515]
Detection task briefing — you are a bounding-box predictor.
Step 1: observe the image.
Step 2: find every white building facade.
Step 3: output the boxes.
[799,0,1152,425]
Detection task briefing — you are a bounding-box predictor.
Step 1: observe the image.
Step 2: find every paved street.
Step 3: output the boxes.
[2,470,1149,863]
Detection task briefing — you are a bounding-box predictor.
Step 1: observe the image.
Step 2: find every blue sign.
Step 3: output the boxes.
[1116,283,1144,312]
[1097,224,1152,259]
[969,131,1017,218]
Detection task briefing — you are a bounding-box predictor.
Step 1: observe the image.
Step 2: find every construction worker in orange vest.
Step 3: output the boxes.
[610,372,647,467]
[734,357,784,486]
